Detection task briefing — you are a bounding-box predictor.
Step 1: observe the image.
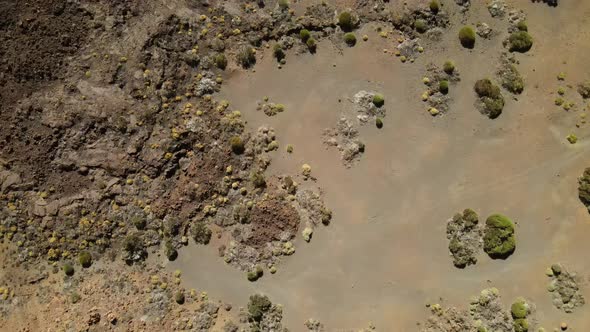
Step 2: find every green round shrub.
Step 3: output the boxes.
[373,94,385,107]
[191,222,212,245]
[248,294,272,321]
[443,60,455,74]
[483,214,516,259]
[247,265,264,282]
[338,11,354,32]
[508,31,533,53]
[175,291,185,304]
[237,46,256,68]
[439,80,449,94]
[300,29,311,41]
[229,136,245,154]
[78,251,92,268]
[511,298,528,319]
[430,0,440,13]
[306,38,317,53]
[474,79,501,98]
[273,44,285,61]
[344,32,357,46]
[414,19,428,33]
[458,26,476,49]
[63,263,74,276]
[516,20,528,31]
[250,171,266,188]
[165,241,178,261]
[278,0,289,10]
[214,53,227,70]
[513,318,529,332]
[376,118,383,129]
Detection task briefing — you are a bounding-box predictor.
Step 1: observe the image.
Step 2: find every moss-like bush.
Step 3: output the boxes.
[511,298,528,319]
[501,64,524,94]
[123,234,147,263]
[373,94,385,107]
[475,79,501,99]
[513,319,529,332]
[306,38,317,53]
[278,0,289,10]
[459,26,476,49]
[192,222,212,245]
[443,60,455,74]
[237,46,256,68]
[516,20,528,31]
[165,241,178,261]
[78,251,92,268]
[248,294,272,321]
[175,291,185,304]
[344,33,357,46]
[300,29,311,41]
[63,263,74,276]
[338,11,354,32]
[273,44,285,61]
[462,208,479,228]
[508,31,533,53]
[578,81,590,99]
[250,171,266,188]
[247,265,264,282]
[429,0,440,13]
[579,168,590,210]
[229,136,245,155]
[439,80,449,94]
[376,118,383,129]
[414,19,428,33]
[214,53,227,70]
[483,214,516,259]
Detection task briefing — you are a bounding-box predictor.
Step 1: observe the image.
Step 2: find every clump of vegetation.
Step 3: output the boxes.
[299,29,311,42]
[229,136,245,155]
[554,97,564,106]
[250,171,266,188]
[508,31,533,53]
[474,79,505,119]
[278,0,289,10]
[578,81,590,99]
[247,265,264,282]
[214,53,227,70]
[175,291,185,304]
[131,214,146,230]
[414,19,428,33]
[78,251,92,268]
[122,234,147,263]
[71,292,81,304]
[443,60,455,74]
[192,222,212,245]
[579,167,590,212]
[237,45,256,68]
[375,118,383,129]
[566,133,577,144]
[501,64,524,94]
[344,33,357,46]
[248,294,272,321]
[63,263,74,276]
[373,94,385,107]
[338,11,354,32]
[511,298,530,332]
[430,0,440,14]
[483,214,516,259]
[273,43,285,61]
[516,20,528,31]
[165,241,178,261]
[557,72,566,81]
[439,80,449,94]
[459,26,476,48]
[306,38,317,53]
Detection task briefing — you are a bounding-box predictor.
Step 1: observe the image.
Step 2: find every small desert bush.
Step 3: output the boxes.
[459,26,476,49]
[343,33,357,46]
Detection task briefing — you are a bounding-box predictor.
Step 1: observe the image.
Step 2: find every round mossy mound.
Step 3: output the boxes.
[344,32,357,46]
[459,26,476,49]
[439,80,449,94]
[300,29,311,41]
[78,251,92,268]
[483,214,516,259]
[511,298,528,319]
[338,11,354,32]
[429,0,440,14]
[508,31,533,53]
[443,60,455,74]
[373,94,385,107]
[414,19,428,33]
[229,136,245,154]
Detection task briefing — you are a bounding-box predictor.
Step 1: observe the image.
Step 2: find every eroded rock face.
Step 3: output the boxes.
[446,209,483,268]
[547,264,586,313]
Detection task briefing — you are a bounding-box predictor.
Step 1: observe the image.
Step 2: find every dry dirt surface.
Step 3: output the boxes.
[1,0,590,331]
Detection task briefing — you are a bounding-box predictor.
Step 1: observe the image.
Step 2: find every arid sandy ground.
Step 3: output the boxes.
[1,0,590,331]
[173,0,590,330]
